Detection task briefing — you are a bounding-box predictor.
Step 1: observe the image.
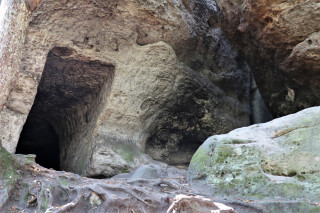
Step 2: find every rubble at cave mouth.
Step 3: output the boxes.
[16,47,115,172]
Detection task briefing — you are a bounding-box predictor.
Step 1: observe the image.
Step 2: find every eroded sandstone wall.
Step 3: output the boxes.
[0,0,270,177]
[0,0,39,152]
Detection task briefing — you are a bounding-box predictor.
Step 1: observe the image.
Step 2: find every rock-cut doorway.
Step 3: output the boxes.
[15,47,114,172]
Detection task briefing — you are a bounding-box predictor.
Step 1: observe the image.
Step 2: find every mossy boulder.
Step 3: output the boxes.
[188,107,320,211]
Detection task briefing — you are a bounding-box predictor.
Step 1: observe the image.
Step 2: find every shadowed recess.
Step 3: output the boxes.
[16,117,60,170]
[16,47,115,173]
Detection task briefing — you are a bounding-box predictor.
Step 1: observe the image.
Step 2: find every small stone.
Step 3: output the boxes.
[90,192,103,206]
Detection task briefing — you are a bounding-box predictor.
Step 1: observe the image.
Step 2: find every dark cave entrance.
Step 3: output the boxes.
[16,47,114,172]
[16,117,60,170]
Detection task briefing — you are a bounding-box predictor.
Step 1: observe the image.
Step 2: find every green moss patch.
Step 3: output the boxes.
[0,141,19,188]
[189,134,320,201]
[114,144,137,163]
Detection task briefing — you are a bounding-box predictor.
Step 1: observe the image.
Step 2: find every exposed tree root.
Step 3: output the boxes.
[0,156,268,213]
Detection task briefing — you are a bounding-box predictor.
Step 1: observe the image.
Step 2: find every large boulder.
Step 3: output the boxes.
[0,0,270,177]
[215,0,320,117]
[189,107,320,212]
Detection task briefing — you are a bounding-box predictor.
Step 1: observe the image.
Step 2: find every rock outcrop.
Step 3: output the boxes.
[189,107,320,212]
[215,0,320,117]
[0,0,271,177]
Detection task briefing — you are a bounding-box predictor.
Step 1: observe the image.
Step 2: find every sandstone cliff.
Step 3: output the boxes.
[0,0,269,177]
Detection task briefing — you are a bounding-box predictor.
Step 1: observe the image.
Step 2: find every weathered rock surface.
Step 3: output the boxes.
[189,107,320,212]
[0,0,270,177]
[0,0,34,153]
[215,0,320,117]
[0,0,30,112]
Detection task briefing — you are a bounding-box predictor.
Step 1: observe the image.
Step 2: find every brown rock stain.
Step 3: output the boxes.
[25,0,41,12]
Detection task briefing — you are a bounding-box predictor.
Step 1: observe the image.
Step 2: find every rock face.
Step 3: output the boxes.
[0,0,30,111]
[0,0,270,177]
[215,0,320,117]
[189,107,320,211]
[0,0,33,152]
